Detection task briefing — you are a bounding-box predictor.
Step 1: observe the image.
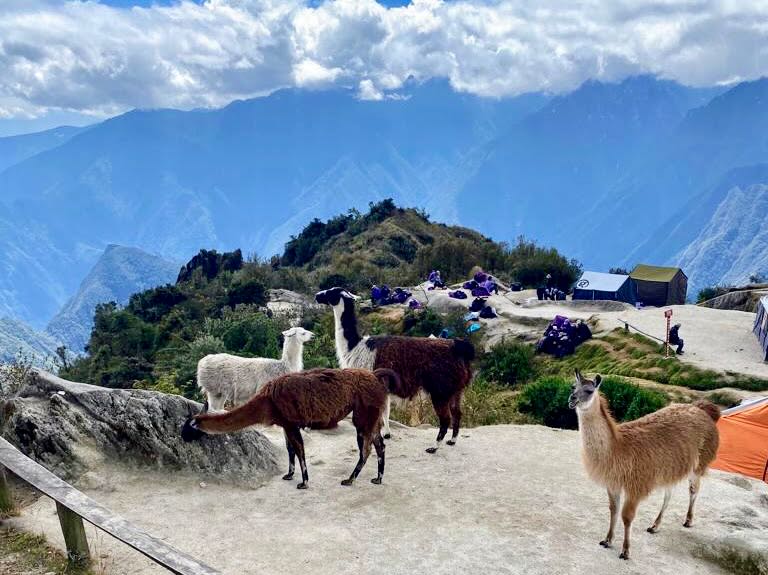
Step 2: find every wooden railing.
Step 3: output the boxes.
[0,437,221,575]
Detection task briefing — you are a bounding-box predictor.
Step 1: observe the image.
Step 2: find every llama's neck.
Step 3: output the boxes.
[196,395,274,433]
[281,337,304,372]
[577,395,619,475]
[332,300,362,364]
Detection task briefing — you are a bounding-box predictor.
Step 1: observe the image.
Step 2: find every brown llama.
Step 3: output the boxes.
[315,287,475,453]
[182,368,399,489]
[569,369,720,560]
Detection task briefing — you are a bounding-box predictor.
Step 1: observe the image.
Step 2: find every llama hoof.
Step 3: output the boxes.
[371,477,382,485]
[646,527,658,534]
[383,433,391,440]
[297,482,308,490]
[282,472,294,481]
[446,439,456,446]
[683,520,692,528]
[599,540,612,548]
[619,552,629,560]
[340,478,354,486]
[425,447,438,454]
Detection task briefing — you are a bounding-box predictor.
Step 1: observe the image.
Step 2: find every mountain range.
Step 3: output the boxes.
[1,75,768,335]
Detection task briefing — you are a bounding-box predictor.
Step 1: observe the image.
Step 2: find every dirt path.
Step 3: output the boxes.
[421,289,768,381]
[9,422,768,575]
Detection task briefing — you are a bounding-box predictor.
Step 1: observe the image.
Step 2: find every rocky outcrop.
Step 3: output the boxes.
[0,370,279,486]
[699,287,768,312]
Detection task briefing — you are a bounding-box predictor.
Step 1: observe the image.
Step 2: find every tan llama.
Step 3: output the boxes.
[569,369,720,560]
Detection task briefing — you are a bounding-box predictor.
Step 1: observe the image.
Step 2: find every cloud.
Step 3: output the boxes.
[0,0,767,119]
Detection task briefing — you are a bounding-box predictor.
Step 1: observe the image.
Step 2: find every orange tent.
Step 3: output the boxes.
[711,397,768,483]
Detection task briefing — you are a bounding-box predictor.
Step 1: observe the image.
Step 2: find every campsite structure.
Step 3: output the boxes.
[630,264,688,307]
[712,396,768,483]
[572,271,637,304]
[754,296,768,361]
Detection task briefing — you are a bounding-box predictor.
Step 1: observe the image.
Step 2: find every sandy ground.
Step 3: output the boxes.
[420,287,768,381]
[9,422,768,575]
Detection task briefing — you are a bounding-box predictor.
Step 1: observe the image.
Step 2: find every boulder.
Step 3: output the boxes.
[0,370,279,487]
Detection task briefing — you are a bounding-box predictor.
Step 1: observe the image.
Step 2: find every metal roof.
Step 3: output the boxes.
[574,271,630,293]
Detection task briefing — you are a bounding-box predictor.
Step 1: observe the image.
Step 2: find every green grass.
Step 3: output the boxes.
[536,329,768,392]
[0,527,96,574]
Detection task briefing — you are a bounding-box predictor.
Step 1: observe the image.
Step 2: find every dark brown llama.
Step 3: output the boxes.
[315,287,475,453]
[182,368,399,489]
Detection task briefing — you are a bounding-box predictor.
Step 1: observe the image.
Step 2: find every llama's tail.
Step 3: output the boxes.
[374,368,402,394]
[693,400,721,422]
[181,397,267,442]
[452,339,475,362]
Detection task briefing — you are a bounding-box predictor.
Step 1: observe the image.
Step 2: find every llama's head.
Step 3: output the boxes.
[181,416,206,442]
[282,326,314,343]
[314,287,359,308]
[569,369,602,411]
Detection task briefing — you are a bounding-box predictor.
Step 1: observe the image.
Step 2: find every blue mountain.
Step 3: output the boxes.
[0,80,546,327]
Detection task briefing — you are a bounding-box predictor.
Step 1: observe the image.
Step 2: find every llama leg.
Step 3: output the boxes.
[684,474,701,528]
[285,426,309,489]
[282,429,295,481]
[600,489,621,548]
[371,432,385,485]
[619,496,639,560]
[426,400,451,454]
[341,432,372,486]
[382,395,392,439]
[647,488,671,533]
[446,392,463,446]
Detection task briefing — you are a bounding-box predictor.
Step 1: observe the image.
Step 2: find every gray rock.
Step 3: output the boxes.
[0,370,279,487]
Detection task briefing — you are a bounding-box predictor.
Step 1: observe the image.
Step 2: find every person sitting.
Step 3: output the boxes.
[669,323,684,354]
[428,270,446,289]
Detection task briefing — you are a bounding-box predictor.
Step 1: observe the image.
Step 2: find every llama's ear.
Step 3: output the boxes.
[346,291,361,301]
[574,368,582,384]
[594,374,602,388]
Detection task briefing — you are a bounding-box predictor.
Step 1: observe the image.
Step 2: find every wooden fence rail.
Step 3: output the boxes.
[0,437,221,575]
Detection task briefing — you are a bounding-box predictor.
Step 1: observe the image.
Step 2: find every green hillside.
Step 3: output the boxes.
[60,200,581,396]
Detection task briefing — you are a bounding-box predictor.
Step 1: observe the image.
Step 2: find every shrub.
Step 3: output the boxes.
[319,273,352,291]
[480,340,536,387]
[696,285,733,303]
[599,376,668,421]
[517,376,577,429]
[226,279,267,307]
[518,375,669,430]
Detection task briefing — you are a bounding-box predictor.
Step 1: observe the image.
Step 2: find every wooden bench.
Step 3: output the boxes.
[0,437,221,574]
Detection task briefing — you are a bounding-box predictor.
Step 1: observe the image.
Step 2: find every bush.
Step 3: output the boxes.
[226,279,267,307]
[517,375,669,430]
[480,340,536,387]
[599,376,668,421]
[696,285,733,303]
[517,376,577,429]
[319,273,352,291]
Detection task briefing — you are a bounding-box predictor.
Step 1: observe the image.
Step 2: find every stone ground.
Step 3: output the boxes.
[8,422,768,575]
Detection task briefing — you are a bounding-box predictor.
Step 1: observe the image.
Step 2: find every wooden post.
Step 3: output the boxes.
[56,501,90,568]
[0,466,13,514]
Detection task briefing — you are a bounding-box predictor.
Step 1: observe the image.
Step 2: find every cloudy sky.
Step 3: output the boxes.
[1,0,767,135]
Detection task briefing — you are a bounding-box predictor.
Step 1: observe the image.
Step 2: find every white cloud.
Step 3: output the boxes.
[357,78,383,100]
[0,0,767,119]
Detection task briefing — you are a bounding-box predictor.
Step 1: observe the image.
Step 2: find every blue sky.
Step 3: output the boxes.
[1,0,766,137]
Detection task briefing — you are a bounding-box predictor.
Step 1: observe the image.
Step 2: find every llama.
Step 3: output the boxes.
[197,327,314,411]
[182,367,398,489]
[315,287,474,453]
[569,369,720,560]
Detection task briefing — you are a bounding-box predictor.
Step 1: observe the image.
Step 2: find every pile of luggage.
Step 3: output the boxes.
[463,270,499,297]
[537,287,566,301]
[536,315,592,358]
[371,285,413,306]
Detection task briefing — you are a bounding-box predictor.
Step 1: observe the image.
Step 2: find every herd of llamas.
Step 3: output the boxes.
[182,287,721,561]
